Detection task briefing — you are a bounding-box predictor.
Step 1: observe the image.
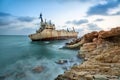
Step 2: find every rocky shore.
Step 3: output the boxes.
[55,27,120,80]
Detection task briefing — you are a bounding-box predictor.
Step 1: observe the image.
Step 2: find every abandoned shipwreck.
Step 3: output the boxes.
[29,14,78,41]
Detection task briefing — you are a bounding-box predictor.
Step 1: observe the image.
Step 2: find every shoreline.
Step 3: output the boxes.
[55,27,120,80]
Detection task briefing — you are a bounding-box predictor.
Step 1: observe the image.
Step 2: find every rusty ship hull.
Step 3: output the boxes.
[29,29,78,41]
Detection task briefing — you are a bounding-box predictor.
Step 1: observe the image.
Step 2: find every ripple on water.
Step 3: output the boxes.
[0,56,82,80]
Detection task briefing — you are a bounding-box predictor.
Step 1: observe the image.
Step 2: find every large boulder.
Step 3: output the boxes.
[83,31,98,43]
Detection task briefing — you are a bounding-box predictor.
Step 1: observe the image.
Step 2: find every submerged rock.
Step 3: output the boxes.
[0,72,14,80]
[32,66,44,73]
[15,72,26,79]
[0,76,6,80]
[55,59,68,64]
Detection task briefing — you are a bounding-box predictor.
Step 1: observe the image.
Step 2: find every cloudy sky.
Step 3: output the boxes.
[0,0,120,36]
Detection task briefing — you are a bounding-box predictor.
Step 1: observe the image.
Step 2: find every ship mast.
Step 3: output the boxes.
[38,13,44,32]
[39,13,43,22]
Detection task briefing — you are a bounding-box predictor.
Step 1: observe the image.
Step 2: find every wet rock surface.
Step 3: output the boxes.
[15,72,26,79]
[55,58,82,71]
[32,66,44,73]
[55,59,68,64]
[55,27,120,80]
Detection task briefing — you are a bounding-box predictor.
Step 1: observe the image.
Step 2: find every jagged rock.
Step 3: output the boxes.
[65,27,120,49]
[98,27,120,39]
[83,31,98,43]
[64,31,98,49]
[55,27,120,80]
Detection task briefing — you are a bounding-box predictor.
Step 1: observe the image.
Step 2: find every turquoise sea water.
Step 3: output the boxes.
[0,35,82,80]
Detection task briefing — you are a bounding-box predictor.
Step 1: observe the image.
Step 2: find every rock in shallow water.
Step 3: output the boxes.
[32,66,44,73]
[15,72,26,79]
[55,59,68,64]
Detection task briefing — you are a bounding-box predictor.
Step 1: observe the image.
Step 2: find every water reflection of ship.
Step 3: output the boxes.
[29,13,78,41]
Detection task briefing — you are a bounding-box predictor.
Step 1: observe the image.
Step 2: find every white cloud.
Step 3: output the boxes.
[107,5,120,15]
[0,12,40,35]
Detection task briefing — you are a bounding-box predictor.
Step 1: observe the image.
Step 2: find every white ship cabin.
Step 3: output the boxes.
[36,13,55,33]
[41,20,55,30]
